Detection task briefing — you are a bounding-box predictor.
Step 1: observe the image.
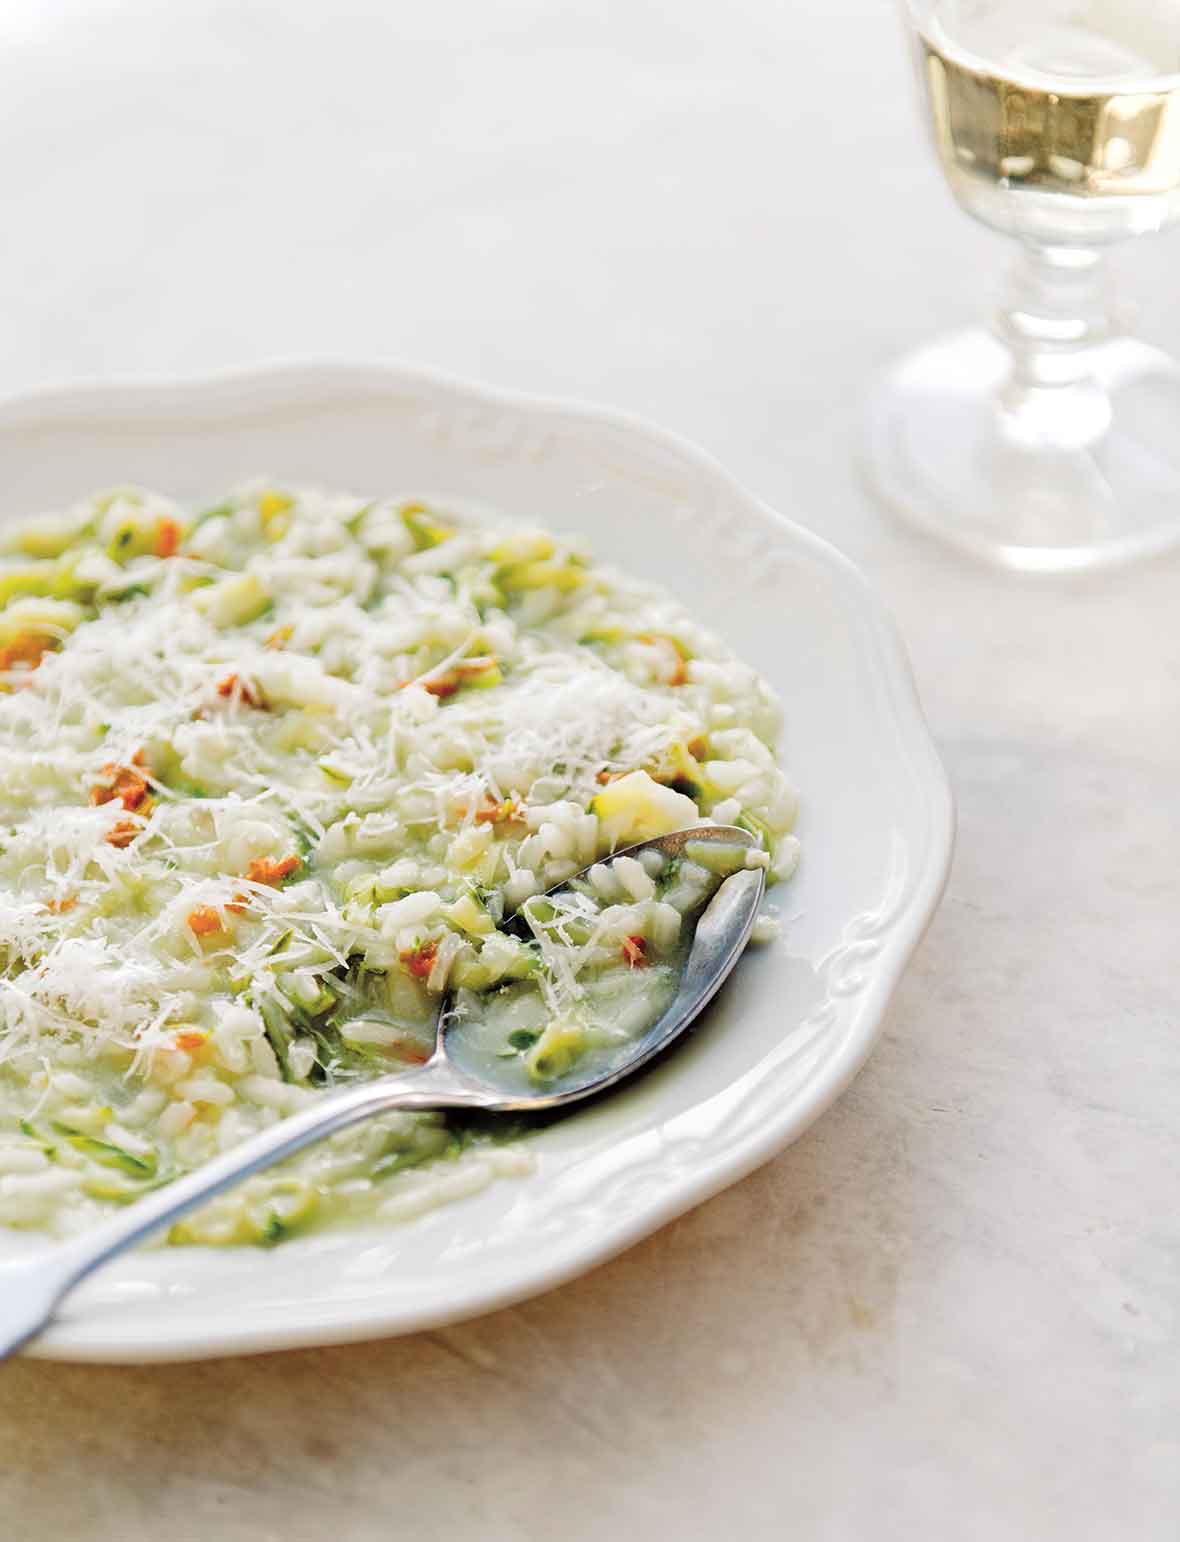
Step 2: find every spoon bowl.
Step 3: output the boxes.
[0,825,764,1359]
[440,824,765,1109]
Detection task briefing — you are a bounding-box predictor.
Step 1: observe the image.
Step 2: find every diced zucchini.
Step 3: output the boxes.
[445,892,495,937]
[258,490,293,525]
[498,559,583,593]
[681,839,749,877]
[489,530,555,564]
[400,502,453,550]
[0,558,73,605]
[735,810,773,847]
[525,1020,589,1082]
[0,596,87,647]
[448,954,495,990]
[278,970,336,1016]
[257,993,295,1080]
[192,571,271,626]
[318,756,354,785]
[101,505,187,563]
[5,511,92,559]
[578,624,625,646]
[660,859,716,915]
[590,769,699,848]
[460,659,503,690]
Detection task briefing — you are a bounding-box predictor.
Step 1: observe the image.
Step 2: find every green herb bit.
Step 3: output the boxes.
[506,1028,540,1052]
[261,1212,290,1247]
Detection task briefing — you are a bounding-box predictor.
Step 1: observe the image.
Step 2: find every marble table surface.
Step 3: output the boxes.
[1,2,1177,1537]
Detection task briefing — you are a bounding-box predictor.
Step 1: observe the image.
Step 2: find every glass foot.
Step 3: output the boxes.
[866,327,1180,573]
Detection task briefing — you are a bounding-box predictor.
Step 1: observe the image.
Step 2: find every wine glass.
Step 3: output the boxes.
[868,0,1180,572]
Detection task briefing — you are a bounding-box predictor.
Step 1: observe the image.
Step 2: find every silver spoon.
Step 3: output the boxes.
[0,824,764,1359]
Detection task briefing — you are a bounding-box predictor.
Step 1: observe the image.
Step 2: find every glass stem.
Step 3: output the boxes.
[994,242,1115,448]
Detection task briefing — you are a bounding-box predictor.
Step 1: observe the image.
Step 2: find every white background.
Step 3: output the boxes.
[1,2,1178,1538]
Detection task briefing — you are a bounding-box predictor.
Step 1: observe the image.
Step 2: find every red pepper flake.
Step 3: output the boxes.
[154,518,181,558]
[387,1039,431,1066]
[226,853,301,912]
[216,674,266,709]
[91,765,150,812]
[399,941,438,980]
[595,768,622,785]
[638,633,689,687]
[621,935,648,968]
[91,750,151,813]
[44,895,77,914]
[223,851,299,906]
[418,655,497,699]
[474,796,519,825]
[245,854,301,886]
[105,820,141,849]
[175,1030,207,1052]
[0,632,55,674]
[187,906,225,937]
[455,654,497,679]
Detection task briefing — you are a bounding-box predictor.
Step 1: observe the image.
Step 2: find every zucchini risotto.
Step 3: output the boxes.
[0,484,798,1245]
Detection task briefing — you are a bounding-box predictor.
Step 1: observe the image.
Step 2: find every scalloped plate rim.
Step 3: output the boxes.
[0,359,955,1362]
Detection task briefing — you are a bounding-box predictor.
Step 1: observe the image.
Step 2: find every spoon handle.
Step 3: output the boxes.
[0,1058,488,1361]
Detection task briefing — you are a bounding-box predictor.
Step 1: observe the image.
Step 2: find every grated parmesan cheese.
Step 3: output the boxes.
[0,483,798,1242]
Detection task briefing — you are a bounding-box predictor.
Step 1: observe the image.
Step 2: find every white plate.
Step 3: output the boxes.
[0,362,953,1362]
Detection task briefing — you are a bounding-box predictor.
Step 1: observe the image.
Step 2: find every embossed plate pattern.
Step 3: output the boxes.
[0,363,953,1361]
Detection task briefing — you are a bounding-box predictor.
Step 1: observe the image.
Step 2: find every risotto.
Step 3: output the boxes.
[0,483,799,1244]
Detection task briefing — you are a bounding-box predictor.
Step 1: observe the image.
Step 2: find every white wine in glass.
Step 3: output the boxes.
[868,0,1180,572]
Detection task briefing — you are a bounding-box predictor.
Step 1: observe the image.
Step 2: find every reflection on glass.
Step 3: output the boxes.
[868,0,1180,572]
